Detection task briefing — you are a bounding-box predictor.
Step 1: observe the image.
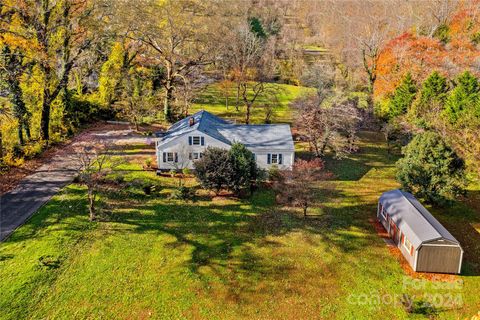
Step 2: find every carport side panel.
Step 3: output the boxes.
[416,245,463,274]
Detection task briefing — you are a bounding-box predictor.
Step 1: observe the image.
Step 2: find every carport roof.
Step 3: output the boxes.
[379,189,460,249]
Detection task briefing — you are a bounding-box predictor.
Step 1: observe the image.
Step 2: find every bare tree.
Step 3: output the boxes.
[274,158,332,217]
[220,21,276,124]
[112,0,222,121]
[74,142,123,221]
[292,94,362,158]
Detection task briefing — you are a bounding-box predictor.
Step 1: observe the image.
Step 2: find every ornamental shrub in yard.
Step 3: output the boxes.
[396,131,466,204]
[193,143,257,195]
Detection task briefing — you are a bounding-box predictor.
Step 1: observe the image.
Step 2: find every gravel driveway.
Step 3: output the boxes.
[0,127,148,241]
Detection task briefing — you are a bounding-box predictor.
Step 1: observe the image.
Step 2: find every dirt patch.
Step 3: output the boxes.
[370,218,458,282]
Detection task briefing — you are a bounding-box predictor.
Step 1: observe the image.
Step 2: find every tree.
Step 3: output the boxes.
[292,94,362,158]
[193,147,233,194]
[98,42,127,107]
[221,20,275,124]
[228,143,257,194]
[414,71,449,114]
[443,71,479,124]
[115,0,220,121]
[1,0,102,142]
[0,101,12,159]
[396,131,466,204]
[193,144,257,194]
[74,142,123,221]
[274,158,331,217]
[0,45,31,145]
[388,73,417,119]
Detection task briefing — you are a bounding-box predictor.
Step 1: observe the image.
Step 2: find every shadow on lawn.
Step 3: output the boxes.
[430,190,480,276]
[297,131,400,181]
[109,185,381,282]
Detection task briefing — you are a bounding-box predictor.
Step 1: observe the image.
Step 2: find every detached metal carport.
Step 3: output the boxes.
[377,189,463,274]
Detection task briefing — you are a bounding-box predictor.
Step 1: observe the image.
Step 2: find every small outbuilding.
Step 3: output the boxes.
[377,189,463,274]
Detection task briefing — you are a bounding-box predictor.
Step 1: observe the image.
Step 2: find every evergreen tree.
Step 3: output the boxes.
[388,73,417,119]
[420,71,449,105]
[227,143,257,193]
[396,132,466,204]
[409,71,449,126]
[443,71,479,124]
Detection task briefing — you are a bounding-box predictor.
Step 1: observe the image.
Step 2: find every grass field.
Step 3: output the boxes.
[1,130,479,319]
[191,82,314,124]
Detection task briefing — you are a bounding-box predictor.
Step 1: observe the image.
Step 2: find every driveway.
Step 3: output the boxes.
[0,126,148,241]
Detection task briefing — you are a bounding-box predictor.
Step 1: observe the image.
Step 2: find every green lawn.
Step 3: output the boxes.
[191,82,314,124]
[1,132,479,319]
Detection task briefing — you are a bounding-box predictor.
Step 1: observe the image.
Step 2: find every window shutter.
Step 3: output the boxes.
[163,152,166,162]
[201,136,205,146]
[189,136,192,145]
[267,154,271,164]
[175,153,178,163]
[189,153,192,160]
[410,245,414,256]
[279,154,283,164]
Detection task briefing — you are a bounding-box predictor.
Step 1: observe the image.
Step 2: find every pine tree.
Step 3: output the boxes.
[443,71,479,124]
[388,73,417,119]
[409,71,449,126]
[420,71,449,105]
[396,131,466,204]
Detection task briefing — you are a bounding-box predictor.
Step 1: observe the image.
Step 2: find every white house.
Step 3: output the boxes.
[154,110,295,172]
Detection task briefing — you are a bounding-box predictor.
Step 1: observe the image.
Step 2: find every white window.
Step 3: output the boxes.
[271,154,278,164]
[380,205,387,219]
[268,153,283,165]
[403,236,413,253]
[166,152,175,162]
[192,136,201,145]
[189,152,203,160]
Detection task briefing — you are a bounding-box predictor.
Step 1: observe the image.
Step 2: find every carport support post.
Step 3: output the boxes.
[458,250,464,274]
[413,249,419,272]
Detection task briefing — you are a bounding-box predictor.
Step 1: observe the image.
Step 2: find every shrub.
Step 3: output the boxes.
[227,143,257,193]
[23,142,45,159]
[113,175,125,185]
[144,158,153,168]
[194,147,233,193]
[193,144,258,195]
[396,132,466,204]
[267,165,282,182]
[169,186,193,200]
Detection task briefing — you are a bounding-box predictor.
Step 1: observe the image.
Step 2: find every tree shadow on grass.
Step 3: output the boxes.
[429,190,480,276]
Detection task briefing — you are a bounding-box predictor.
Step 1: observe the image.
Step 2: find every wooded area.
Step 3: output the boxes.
[1,0,479,184]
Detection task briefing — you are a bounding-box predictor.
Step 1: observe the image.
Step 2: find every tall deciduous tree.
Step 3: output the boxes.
[0,101,12,159]
[221,20,275,124]
[1,0,101,142]
[0,45,31,145]
[293,94,362,158]
[114,0,220,122]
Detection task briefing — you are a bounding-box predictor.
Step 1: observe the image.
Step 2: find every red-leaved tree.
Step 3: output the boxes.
[274,158,333,217]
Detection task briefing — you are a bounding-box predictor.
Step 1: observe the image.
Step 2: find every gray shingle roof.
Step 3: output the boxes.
[157,110,294,150]
[379,189,460,248]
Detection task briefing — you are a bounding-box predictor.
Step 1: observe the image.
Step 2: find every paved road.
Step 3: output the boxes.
[0,128,147,241]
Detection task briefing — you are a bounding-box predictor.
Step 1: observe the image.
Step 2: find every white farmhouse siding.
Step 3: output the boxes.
[156,129,229,170]
[155,110,295,171]
[249,150,294,170]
